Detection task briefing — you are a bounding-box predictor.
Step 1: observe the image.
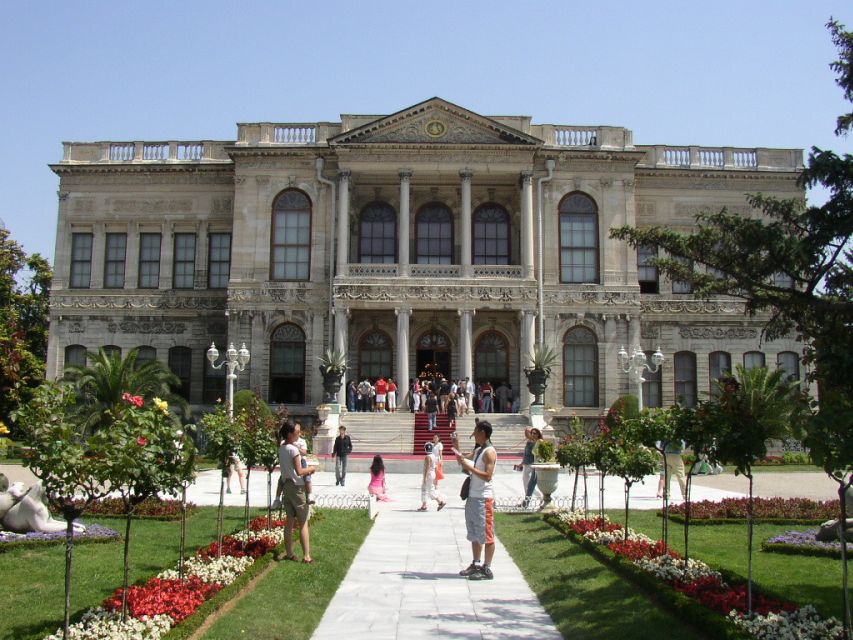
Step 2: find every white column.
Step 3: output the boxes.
[521,171,534,278]
[334,307,349,405]
[520,309,536,410]
[458,309,475,381]
[336,170,351,275]
[395,308,411,410]
[460,169,473,277]
[398,170,411,277]
[603,314,619,409]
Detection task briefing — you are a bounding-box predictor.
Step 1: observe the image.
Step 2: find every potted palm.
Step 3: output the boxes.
[318,349,347,403]
[524,344,558,405]
[531,438,561,511]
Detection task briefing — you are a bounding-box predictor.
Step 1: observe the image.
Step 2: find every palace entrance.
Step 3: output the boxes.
[416,330,451,383]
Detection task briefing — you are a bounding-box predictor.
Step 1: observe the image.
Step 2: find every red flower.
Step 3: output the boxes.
[675,576,797,616]
[608,538,680,561]
[104,576,222,622]
[570,517,622,535]
[248,515,287,530]
[122,392,144,408]
[137,436,148,446]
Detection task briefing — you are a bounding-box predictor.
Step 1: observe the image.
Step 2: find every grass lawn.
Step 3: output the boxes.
[0,507,371,640]
[497,512,700,639]
[200,509,373,639]
[746,464,824,474]
[606,508,845,620]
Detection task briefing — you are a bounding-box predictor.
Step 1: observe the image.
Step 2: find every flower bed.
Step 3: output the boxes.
[0,523,120,552]
[547,510,843,639]
[664,497,837,525]
[43,515,288,640]
[57,497,197,521]
[762,529,849,559]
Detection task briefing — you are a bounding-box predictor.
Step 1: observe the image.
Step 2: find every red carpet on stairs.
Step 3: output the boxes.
[412,413,458,454]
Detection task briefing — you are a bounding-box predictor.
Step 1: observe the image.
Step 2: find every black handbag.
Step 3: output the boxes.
[460,476,471,500]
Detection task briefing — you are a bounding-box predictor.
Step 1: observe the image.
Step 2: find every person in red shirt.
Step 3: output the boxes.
[387,378,398,412]
[375,376,388,412]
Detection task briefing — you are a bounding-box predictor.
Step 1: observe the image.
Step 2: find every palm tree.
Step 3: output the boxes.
[63,348,188,432]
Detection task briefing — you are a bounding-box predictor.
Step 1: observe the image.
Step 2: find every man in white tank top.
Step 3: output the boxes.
[455,419,497,580]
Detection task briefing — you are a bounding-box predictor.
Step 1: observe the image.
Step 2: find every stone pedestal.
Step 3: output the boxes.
[314,403,342,455]
[531,463,561,512]
[529,405,556,438]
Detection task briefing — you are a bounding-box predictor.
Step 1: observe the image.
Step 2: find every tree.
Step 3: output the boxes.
[200,404,243,555]
[610,19,853,403]
[0,228,51,430]
[236,392,278,528]
[63,348,188,433]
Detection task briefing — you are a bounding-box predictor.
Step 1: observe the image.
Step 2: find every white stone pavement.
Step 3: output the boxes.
[182,466,744,640]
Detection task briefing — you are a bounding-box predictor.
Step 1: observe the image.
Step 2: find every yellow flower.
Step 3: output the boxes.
[0,422,9,435]
[153,398,169,415]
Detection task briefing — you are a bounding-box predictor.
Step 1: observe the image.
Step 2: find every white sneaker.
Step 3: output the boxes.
[271,498,281,509]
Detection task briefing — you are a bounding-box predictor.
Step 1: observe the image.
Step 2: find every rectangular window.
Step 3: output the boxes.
[138,233,161,288]
[642,351,662,408]
[709,351,732,397]
[272,211,311,279]
[173,233,196,289]
[70,233,93,288]
[104,233,127,288]
[743,351,765,370]
[559,213,598,283]
[637,246,659,294]
[674,352,697,407]
[168,347,192,402]
[777,352,800,381]
[208,233,231,289]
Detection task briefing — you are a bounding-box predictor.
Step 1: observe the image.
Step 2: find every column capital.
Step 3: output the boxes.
[332,306,351,318]
[459,169,474,181]
[338,170,351,180]
[399,169,412,180]
[518,308,537,319]
[457,308,476,317]
[394,307,412,317]
[521,171,534,184]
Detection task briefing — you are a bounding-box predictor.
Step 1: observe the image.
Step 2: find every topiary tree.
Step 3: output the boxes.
[599,442,659,540]
[12,382,113,639]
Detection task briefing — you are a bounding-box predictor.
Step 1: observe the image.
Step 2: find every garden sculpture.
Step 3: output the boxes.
[815,484,853,542]
[0,481,86,534]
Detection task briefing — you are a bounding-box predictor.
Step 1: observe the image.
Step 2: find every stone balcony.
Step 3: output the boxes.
[59,141,233,164]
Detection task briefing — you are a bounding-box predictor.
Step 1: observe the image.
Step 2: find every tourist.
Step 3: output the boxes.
[456,420,497,580]
[661,439,688,499]
[480,381,493,413]
[225,452,247,495]
[357,378,372,412]
[518,428,542,508]
[425,389,439,430]
[438,378,451,413]
[410,378,421,412]
[446,391,459,430]
[333,425,353,486]
[456,384,468,415]
[417,442,446,511]
[387,377,398,412]
[367,455,391,501]
[295,422,315,505]
[375,375,388,412]
[347,380,358,412]
[432,432,444,485]
[275,420,317,563]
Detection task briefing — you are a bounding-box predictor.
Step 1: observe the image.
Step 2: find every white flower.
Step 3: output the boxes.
[729,605,844,639]
[158,554,254,585]
[634,554,722,585]
[232,527,286,546]
[42,607,172,640]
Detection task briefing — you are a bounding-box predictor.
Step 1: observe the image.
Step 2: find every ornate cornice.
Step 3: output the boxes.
[50,292,226,311]
[641,299,747,314]
[678,326,758,340]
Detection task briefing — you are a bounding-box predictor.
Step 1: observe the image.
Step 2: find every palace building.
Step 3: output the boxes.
[46,97,805,419]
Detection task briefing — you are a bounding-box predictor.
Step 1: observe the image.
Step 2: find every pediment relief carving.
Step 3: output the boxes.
[330,98,541,146]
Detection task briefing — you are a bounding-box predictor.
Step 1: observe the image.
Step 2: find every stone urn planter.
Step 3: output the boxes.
[531,463,561,511]
[318,348,347,404]
[524,344,558,406]
[524,367,549,405]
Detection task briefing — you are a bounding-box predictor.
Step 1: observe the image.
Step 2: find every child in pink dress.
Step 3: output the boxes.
[368,455,392,501]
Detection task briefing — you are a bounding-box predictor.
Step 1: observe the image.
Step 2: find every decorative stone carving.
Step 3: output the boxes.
[107,320,186,334]
[212,198,233,214]
[678,327,758,340]
[67,321,85,333]
[641,325,660,339]
[111,199,193,214]
[1,482,85,534]
[50,293,226,311]
[641,300,747,314]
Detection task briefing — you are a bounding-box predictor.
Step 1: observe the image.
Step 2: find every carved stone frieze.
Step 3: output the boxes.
[50,293,226,311]
[229,285,312,304]
[107,320,186,334]
[67,321,85,333]
[60,173,234,186]
[545,290,640,306]
[112,199,193,214]
[641,299,747,314]
[212,198,233,214]
[678,327,758,340]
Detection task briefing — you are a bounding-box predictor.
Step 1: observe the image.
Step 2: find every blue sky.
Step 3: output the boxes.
[1,1,851,263]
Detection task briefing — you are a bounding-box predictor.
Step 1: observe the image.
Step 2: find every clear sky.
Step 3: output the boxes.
[1,1,851,264]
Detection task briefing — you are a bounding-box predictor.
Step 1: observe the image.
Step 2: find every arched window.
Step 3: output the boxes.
[642,350,663,408]
[709,351,732,397]
[203,349,226,404]
[359,202,397,263]
[559,193,599,283]
[743,351,765,370]
[271,189,311,280]
[416,203,453,264]
[168,347,192,402]
[64,344,87,370]
[474,331,509,384]
[102,345,121,359]
[674,351,697,407]
[563,327,597,406]
[359,330,393,380]
[777,351,800,382]
[473,204,510,265]
[135,346,156,365]
[270,324,306,404]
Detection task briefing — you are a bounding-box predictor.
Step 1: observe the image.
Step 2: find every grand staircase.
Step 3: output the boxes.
[339,410,529,457]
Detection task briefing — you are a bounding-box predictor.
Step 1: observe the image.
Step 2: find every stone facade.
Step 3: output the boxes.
[47,98,805,418]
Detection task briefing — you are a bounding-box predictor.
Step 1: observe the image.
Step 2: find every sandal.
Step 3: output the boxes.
[437,502,446,511]
[302,558,314,564]
[416,506,428,512]
[274,553,298,562]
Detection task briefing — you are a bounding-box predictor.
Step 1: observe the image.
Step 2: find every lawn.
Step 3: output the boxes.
[0,507,372,640]
[497,512,700,639]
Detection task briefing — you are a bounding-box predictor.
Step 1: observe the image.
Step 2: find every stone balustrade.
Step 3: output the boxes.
[343,263,524,279]
[235,122,341,145]
[472,265,524,278]
[60,141,231,164]
[636,145,802,171]
[347,263,399,278]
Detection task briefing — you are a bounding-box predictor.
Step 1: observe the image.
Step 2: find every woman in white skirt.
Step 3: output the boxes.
[417,443,446,511]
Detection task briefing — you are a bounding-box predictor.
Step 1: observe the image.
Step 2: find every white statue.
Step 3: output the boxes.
[816,485,853,543]
[0,481,86,534]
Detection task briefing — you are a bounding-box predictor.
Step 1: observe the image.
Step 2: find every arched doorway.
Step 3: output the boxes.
[358,329,393,381]
[416,330,451,384]
[269,323,306,404]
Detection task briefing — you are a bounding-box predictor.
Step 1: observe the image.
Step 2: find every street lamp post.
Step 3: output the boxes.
[617,345,664,412]
[206,342,251,419]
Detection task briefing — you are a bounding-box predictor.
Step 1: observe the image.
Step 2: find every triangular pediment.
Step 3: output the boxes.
[329,98,542,146]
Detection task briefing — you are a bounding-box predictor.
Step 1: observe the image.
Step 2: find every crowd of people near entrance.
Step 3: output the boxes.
[346,376,520,415]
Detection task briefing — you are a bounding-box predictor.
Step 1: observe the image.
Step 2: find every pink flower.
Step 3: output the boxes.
[137,436,148,447]
[122,392,145,408]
